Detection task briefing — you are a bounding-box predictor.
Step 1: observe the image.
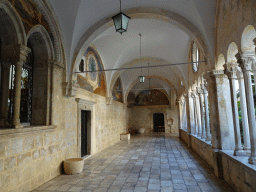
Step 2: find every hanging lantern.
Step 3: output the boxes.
[139,76,145,83]
[112,0,131,35]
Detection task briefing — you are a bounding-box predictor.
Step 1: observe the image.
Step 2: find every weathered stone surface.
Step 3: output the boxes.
[0,140,7,157]
[34,134,43,148]
[32,149,40,160]
[40,147,48,157]
[4,156,17,171]
[0,159,3,172]
[23,136,34,151]
[9,138,24,156]
[17,152,32,166]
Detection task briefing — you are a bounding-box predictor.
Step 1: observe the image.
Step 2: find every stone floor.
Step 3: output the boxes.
[32,134,235,192]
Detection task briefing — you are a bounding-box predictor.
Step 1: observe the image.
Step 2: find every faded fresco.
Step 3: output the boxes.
[112,77,123,103]
[8,0,54,41]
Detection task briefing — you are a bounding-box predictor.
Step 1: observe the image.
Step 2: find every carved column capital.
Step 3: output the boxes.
[236,52,256,71]
[237,67,244,79]
[200,84,208,94]
[15,44,31,64]
[224,62,239,79]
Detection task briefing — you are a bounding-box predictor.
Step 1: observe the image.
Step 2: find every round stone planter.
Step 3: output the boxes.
[63,158,84,175]
[138,128,145,134]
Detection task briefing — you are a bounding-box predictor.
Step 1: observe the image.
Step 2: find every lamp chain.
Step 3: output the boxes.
[140,33,142,75]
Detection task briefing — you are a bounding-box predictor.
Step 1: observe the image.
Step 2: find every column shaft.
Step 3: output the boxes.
[203,91,211,141]
[229,77,243,154]
[237,74,250,151]
[196,93,202,137]
[199,92,206,139]
[12,61,23,128]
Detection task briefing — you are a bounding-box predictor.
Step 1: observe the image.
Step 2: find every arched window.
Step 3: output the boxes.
[8,41,34,125]
[192,42,199,72]
[79,59,84,72]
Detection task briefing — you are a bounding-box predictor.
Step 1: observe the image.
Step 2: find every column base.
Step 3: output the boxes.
[201,135,206,139]
[234,149,247,156]
[205,136,211,141]
[12,119,23,128]
[249,156,256,164]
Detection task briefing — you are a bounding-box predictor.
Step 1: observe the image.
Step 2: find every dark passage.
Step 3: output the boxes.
[81,110,91,157]
[153,113,165,132]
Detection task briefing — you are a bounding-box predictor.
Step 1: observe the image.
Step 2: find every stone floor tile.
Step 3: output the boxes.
[56,184,73,191]
[45,185,60,191]
[198,182,214,191]
[134,187,147,192]
[186,186,201,192]
[173,184,187,190]
[68,186,84,192]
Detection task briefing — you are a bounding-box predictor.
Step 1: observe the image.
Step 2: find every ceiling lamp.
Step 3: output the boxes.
[138,34,145,83]
[112,0,131,35]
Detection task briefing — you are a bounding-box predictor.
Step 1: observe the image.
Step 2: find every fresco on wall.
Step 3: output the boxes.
[134,89,169,106]
[8,0,54,41]
[77,47,107,97]
[112,77,123,103]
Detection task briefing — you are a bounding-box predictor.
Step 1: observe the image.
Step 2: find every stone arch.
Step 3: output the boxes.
[0,1,26,47]
[124,75,175,104]
[26,25,55,60]
[241,25,256,53]
[216,54,226,70]
[109,57,186,97]
[227,42,239,63]
[34,0,66,65]
[70,7,212,84]
[26,30,52,125]
[134,89,171,105]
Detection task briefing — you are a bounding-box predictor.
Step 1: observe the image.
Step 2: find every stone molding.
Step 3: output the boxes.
[48,60,64,69]
[76,98,95,157]
[63,81,79,97]
[0,125,56,139]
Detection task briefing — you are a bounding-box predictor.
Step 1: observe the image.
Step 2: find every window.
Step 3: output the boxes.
[79,59,84,72]
[192,43,199,72]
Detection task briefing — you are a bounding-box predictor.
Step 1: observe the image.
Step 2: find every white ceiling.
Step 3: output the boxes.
[48,0,216,96]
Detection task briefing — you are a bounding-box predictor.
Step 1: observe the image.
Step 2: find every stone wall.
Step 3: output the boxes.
[0,66,128,192]
[127,105,178,136]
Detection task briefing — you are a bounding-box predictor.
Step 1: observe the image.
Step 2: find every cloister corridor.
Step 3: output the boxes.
[32,134,234,192]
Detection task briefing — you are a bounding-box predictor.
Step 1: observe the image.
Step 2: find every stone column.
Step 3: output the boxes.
[236,52,256,164]
[186,93,195,135]
[196,88,202,137]
[192,93,198,135]
[178,100,182,130]
[12,45,31,128]
[198,87,206,139]
[0,62,11,127]
[204,70,235,150]
[224,63,243,155]
[202,84,211,141]
[237,68,251,152]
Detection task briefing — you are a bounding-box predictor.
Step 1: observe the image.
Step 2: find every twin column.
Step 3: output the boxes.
[0,45,31,128]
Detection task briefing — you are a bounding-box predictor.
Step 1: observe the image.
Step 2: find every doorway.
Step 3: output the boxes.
[81,110,91,157]
[153,113,165,132]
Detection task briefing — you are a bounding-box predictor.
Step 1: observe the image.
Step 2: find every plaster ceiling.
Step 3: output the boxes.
[48,0,216,95]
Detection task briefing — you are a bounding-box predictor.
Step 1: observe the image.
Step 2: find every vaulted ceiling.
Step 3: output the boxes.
[48,0,216,98]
